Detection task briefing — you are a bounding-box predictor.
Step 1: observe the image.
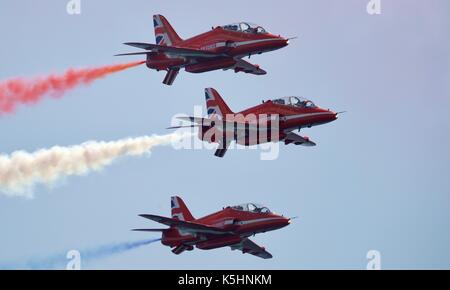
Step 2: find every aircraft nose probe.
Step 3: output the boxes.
[285,36,298,45]
[287,216,299,224]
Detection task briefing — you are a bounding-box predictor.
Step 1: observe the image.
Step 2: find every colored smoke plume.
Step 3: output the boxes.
[0,61,145,114]
[0,132,191,198]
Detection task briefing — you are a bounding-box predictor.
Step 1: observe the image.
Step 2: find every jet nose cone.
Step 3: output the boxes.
[274,36,290,47]
[324,110,338,122]
[332,111,338,120]
[279,216,291,227]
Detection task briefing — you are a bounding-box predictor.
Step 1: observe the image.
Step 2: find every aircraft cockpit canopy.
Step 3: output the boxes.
[221,22,267,34]
[272,96,316,108]
[231,203,272,214]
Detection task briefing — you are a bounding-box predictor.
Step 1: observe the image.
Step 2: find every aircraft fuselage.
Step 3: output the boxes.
[198,100,337,147]
[161,207,290,250]
[146,27,289,73]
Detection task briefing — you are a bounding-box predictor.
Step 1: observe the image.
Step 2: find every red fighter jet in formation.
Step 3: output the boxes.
[170,88,341,157]
[134,196,291,259]
[116,14,291,85]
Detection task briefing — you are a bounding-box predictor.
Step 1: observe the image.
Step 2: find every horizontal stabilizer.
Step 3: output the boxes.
[132,228,167,232]
[124,42,156,50]
[176,116,262,133]
[121,42,222,58]
[115,51,157,56]
[166,124,200,129]
[177,116,211,125]
[139,214,231,235]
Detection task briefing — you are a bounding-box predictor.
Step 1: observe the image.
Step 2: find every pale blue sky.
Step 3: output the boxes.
[0,0,449,269]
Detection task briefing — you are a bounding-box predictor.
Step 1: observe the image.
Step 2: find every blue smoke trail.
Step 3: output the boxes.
[0,238,161,270]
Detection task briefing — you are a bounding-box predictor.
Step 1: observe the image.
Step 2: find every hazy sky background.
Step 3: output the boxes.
[0,0,449,269]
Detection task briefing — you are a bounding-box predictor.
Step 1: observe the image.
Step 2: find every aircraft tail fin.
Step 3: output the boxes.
[171,196,195,222]
[153,14,183,46]
[205,88,234,118]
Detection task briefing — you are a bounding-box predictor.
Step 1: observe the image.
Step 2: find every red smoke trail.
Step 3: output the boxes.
[0,61,145,114]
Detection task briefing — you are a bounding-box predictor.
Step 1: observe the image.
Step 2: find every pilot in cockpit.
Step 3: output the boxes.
[231,203,272,214]
[272,96,316,108]
[222,22,267,34]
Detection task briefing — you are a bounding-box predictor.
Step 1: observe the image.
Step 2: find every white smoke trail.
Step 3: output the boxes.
[0,132,191,198]
[0,238,161,269]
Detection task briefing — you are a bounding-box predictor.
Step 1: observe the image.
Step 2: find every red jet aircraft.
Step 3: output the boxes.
[134,196,291,259]
[116,14,291,85]
[170,88,341,157]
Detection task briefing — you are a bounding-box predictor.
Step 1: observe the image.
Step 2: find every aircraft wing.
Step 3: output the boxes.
[117,42,222,58]
[232,58,267,75]
[231,238,273,259]
[139,214,232,235]
[284,132,316,146]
